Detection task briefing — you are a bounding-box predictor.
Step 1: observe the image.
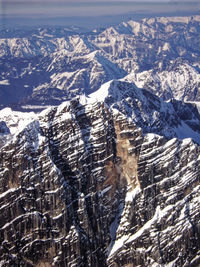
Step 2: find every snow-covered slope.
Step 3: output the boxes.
[31,50,126,99]
[1,15,200,108]
[89,80,200,144]
[0,108,36,147]
[124,60,200,101]
[0,108,36,135]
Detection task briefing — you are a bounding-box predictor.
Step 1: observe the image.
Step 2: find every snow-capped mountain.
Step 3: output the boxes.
[0,80,200,266]
[27,50,126,105]
[90,80,200,144]
[124,59,200,101]
[1,15,200,109]
[0,108,36,134]
[0,108,37,147]
[1,14,200,267]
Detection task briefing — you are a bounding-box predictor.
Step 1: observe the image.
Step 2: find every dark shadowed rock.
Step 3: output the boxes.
[0,84,200,266]
[0,121,10,134]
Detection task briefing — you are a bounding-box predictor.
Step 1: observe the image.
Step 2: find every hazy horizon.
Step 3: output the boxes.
[0,1,200,29]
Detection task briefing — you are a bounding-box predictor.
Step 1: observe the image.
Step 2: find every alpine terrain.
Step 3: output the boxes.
[0,15,200,267]
[1,15,200,109]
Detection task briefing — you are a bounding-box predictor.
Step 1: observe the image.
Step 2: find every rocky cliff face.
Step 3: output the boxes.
[0,82,200,266]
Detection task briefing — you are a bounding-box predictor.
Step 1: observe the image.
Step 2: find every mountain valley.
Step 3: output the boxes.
[1,16,200,109]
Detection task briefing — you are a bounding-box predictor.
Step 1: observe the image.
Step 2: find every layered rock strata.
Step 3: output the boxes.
[0,84,200,266]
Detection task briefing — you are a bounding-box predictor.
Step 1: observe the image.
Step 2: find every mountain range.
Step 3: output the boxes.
[0,15,200,267]
[1,15,200,110]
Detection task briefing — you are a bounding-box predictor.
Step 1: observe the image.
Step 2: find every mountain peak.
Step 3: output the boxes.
[0,81,200,266]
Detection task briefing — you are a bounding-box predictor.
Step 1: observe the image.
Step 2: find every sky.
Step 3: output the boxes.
[0,0,200,29]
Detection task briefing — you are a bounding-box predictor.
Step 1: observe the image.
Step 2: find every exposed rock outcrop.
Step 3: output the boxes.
[0,83,200,266]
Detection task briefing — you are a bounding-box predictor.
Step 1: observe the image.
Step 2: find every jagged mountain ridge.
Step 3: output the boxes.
[124,59,200,101]
[0,80,200,266]
[1,15,200,109]
[90,80,200,144]
[1,80,200,145]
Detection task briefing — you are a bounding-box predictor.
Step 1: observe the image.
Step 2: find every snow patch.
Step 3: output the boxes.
[0,80,10,85]
[125,186,141,202]
[88,80,112,102]
[0,108,36,135]
[175,121,200,145]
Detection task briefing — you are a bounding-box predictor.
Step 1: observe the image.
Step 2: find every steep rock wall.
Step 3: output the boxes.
[0,98,199,266]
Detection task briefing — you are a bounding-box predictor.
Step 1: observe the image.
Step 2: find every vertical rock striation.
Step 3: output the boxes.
[0,81,200,266]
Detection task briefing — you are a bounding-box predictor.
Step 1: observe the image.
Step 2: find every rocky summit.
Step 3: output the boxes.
[0,81,200,266]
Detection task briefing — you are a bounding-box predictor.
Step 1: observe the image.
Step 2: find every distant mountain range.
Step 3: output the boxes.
[1,15,200,110]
